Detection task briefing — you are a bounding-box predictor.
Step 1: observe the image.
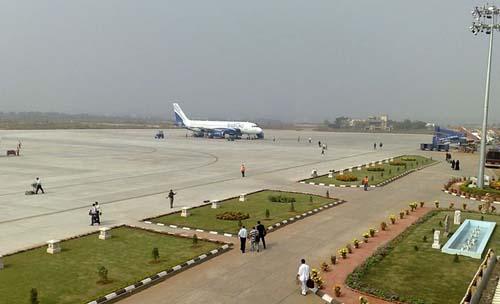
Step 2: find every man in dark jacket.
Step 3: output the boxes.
[256,221,267,250]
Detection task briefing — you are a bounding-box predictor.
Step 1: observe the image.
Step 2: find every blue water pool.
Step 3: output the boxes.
[441,219,496,259]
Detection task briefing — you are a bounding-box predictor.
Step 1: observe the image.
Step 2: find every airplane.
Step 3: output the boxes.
[173,103,264,139]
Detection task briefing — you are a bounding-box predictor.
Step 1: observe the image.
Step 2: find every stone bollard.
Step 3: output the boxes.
[99,227,111,240]
[181,207,190,217]
[211,200,220,209]
[239,194,246,202]
[357,166,362,171]
[47,240,61,254]
[378,161,383,165]
[348,168,353,172]
[0,255,3,270]
[311,170,318,178]
[328,171,333,178]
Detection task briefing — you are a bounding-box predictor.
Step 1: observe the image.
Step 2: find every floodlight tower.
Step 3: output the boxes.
[470,4,500,188]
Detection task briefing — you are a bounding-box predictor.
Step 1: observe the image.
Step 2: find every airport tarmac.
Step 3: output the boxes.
[0,129,430,254]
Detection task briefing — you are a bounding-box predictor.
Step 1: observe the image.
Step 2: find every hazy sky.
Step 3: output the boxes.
[1,1,499,124]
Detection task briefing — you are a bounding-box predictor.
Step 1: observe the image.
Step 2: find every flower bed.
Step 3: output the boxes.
[336,174,358,182]
[215,211,250,221]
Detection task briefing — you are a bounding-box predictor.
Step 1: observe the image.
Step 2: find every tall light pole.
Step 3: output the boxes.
[470,5,499,188]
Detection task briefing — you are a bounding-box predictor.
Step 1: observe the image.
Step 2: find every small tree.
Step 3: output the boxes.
[309,195,313,203]
[152,247,160,262]
[30,288,39,304]
[330,255,337,265]
[238,219,243,228]
[265,209,270,219]
[326,190,330,198]
[454,254,459,263]
[414,245,419,251]
[370,175,374,181]
[97,266,109,284]
[289,202,295,212]
[192,234,198,246]
[423,235,427,242]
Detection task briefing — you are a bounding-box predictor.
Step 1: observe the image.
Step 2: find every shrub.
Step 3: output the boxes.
[369,228,376,237]
[388,169,392,175]
[414,245,419,251]
[359,296,369,304]
[363,233,370,242]
[367,166,385,172]
[390,215,396,224]
[265,209,270,219]
[438,220,442,227]
[399,211,404,219]
[192,234,198,246]
[321,262,329,272]
[409,202,417,211]
[380,221,387,231]
[449,202,454,209]
[420,201,425,208]
[405,209,410,215]
[216,211,250,221]
[336,174,358,182]
[310,269,324,289]
[30,288,39,304]
[338,248,348,259]
[401,157,416,161]
[330,255,337,265]
[268,195,296,203]
[481,215,484,221]
[97,266,109,284]
[492,180,500,190]
[334,285,342,297]
[346,244,353,253]
[289,202,295,212]
[353,239,360,248]
[454,254,459,263]
[309,195,313,203]
[423,235,427,242]
[370,175,374,181]
[389,161,407,167]
[152,247,160,262]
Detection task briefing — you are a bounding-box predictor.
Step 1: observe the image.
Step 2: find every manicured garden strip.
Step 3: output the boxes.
[346,210,500,304]
[0,226,222,304]
[302,155,435,187]
[147,190,340,234]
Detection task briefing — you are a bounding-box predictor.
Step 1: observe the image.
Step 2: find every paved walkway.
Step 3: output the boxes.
[120,151,498,304]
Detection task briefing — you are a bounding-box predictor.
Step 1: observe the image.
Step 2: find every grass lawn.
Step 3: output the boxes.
[353,211,500,304]
[152,190,336,234]
[306,155,434,186]
[0,226,219,304]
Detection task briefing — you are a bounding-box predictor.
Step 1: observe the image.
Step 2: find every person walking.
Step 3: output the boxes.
[362,176,369,191]
[89,203,97,226]
[297,259,310,296]
[455,159,460,171]
[238,226,248,253]
[451,159,456,170]
[373,142,377,150]
[249,226,259,252]
[379,142,383,148]
[308,137,312,144]
[321,147,325,155]
[167,189,176,208]
[256,221,267,249]
[94,202,102,225]
[318,141,321,148]
[240,163,246,178]
[34,177,44,194]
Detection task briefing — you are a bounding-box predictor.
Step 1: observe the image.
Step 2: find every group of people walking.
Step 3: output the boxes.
[445,153,460,170]
[237,221,267,253]
[88,202,102,226]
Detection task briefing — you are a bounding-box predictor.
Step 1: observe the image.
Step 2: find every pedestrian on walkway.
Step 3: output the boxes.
[373,142,377,150]
[362,176,369,191]
[308,137,312,144]
[94,202,102,224]
[238,226,247,253]
[321,147,325,155]
[297,259,310,296]
[34,177,44,194]
[167,189,176,208]
[455,159,460,171]
[297,136,300,142]
[379,142,383,148]
[240,163,246,178]
[256,221,267,249]
[249,226,259,252]
[89,203,97,226]
[318,141,321,148]
[451,159,456,170]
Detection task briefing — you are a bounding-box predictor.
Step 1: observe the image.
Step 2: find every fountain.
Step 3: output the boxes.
[441,219,496,259]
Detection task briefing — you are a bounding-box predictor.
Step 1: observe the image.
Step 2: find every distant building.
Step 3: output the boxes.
[366,115,391,131]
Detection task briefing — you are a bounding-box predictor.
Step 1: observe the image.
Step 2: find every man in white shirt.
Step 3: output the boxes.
[238,226,248,253]
[297,259,310,296]
[34,177,44,194]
